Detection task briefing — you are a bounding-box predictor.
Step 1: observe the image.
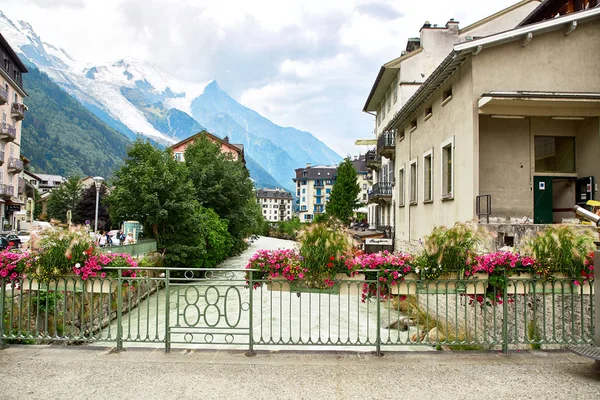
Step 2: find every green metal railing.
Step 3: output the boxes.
[99,239,157,257]
[0,268,594,354]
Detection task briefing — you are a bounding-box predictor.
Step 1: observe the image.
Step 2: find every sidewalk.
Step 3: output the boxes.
[1,346,598,399]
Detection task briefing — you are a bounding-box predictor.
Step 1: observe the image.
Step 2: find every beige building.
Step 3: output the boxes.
[256,188,293,222]
[383,5,600,249]
[362,1,540,241]
[0,33,27,230]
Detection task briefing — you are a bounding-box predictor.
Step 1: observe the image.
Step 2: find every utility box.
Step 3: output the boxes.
[365,238,394,254]
[122,221,142,240]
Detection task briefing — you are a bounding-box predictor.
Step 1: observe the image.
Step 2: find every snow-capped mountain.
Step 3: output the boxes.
[0,11,342,191]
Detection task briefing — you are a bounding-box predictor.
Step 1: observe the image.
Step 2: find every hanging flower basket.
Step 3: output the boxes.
[390,273,419,295]
[506,272,534,294]
[465,272,488,295]
[21,274,116,294]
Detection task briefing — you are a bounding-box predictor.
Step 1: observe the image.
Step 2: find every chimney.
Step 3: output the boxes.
[446,18,459,33]
[420,21,432,31]
[223,136,229,143]
[306,163,311,168]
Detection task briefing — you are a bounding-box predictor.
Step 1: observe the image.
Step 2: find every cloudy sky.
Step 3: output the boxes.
[2,0,522,156]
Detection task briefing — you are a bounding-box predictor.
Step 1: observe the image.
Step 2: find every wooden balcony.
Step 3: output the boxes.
[8,157,24,173]
[11,103,26,121]
[0,123,16,142]
[0,87,7,105]
[0,184,14,198]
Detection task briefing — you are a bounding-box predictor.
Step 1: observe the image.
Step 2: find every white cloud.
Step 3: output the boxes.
[2,0,524,156]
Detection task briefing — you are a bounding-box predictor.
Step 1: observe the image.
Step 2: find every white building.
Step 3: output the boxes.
[293,164,337,222]
[0,32,28,230]
[256,188,293,222]
[362,0,541,245]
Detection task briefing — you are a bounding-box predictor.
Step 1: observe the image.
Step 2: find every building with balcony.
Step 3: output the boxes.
[256,188,293,222]
[0,33,28,230]
[293,164,337,222]
[352,153,371,214]
[361,0,542,248]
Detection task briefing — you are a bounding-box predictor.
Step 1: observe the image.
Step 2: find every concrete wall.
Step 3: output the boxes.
[471,21,600,95]
[458,1,540,40]
[577,117,600,200]
[394,60,476,246]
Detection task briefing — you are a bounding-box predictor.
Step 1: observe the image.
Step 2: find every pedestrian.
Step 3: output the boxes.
[118,230,125,245]
[98,230,107,247]
[105,231,113,246]
[124,232,135,245]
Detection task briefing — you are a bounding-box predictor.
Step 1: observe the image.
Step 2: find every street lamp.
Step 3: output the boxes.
[93,176,104,235]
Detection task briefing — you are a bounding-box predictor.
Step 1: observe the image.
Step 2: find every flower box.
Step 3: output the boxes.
[530,273,573,294]
[337,273,365,296]
[465,272,488,295]
[390,273,419,295]
[266,276,291,292]
[418,272,461,294]
[21,276,116,294]
[506,272,534,294]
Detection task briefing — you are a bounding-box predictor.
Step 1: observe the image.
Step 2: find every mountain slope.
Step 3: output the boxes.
[191,81,341,166]
[21,65,130,178]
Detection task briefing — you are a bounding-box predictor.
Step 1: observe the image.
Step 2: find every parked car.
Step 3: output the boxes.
[0,234,21,248]
[0,236,11,250]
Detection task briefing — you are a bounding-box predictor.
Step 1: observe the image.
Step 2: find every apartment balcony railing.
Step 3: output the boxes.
[376,130,396,159]
[11,103,26,121]
[8,157,24,173]
[368,182,393,204]
[313,183,324,188]
[365,150,381,170]
[0,184,14,198]
[0,123,17,142]
[0,87,7,105]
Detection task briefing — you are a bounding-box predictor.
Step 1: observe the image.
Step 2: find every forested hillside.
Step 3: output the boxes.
[21,65,130,178]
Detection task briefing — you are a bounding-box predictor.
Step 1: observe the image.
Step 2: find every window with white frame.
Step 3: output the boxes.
[441,137,454,199]
[174,152,183,162]
[409,159,417,205]
[398,166,405,207]
[393,79,398,103]
[388,160,395,185]
[423,150,433,202]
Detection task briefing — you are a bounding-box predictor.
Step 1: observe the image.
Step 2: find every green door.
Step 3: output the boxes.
[533,176,553,224]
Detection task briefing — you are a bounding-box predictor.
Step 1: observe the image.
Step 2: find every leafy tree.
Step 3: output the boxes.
[75,184,110,231]
[106,140,232,268]
[33,189,42,221]
[184,136,261,254]
[326,158,360,222]
[46,177,82,222]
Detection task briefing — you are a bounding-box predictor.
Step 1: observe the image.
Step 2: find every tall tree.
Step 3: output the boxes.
[327,158,361,222]
[75,184,110,231]
[46,177,82,222]
[184,136,261,254]
[106,140,232,267]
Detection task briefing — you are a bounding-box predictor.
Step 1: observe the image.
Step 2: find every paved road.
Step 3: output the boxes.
[1,346,598,399]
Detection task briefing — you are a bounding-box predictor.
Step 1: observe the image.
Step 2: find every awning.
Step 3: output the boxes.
[478,92,600,117]
[354,207,368,214]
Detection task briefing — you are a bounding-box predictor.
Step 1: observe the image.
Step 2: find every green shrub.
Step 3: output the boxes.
[521,225,595,279]
[418,222,491,279]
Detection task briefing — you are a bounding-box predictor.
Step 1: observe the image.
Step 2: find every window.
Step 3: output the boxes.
[362,184,367,190]
[423,151,433,202]
[316,188,322,196]
[262,204,268,208]
[387,91,391,113]
[388,160,395,185]
[534,136,575,173]
[409,159,417,205]
[303,171,307,177]
[263,210,267,214]
[381,101,386,119]
[174,152,183,162]
[441,137,454,199]
[301,197,305,203]
[325,188,331,194]
[301,205,307,211]
[398,166,405,207]
[398,127,405,141]
[410,119,417,131]
[393,78,398,103]
[442,87,453,105]
[362,194,366,201]
[425,106,433,120]
[326,180,332,185]
[302,188,306,194]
